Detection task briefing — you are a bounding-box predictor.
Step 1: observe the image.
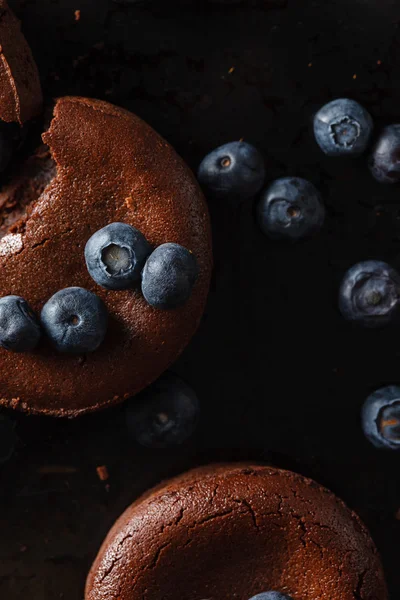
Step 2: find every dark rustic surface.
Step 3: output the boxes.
[1,0,400,598]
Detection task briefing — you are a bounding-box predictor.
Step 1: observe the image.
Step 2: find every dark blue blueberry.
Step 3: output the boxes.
[0,296,41,352]
[249,593,293,600]
[0,121,22,173]
[141,243,198,309]
[0,415,17,463]
[85,222,151,290]
[339,261,400,328]
[41,287,108,353]
[197,141,265,199]
[313,99,373,157]
[126,374,199,448]
[368,125,400,184]
[257,177,324,241]
[362,386,400,450]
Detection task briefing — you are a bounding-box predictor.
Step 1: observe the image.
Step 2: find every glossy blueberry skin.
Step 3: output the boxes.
[0,415,17,463]
[0,121,22,173]
[369,124,400,184]
[362,386,400,450]
[197,141,265,200]
[249,593,293,600]
[313,99,373,157]
[85,222,151,290]
[0,296,41,352]
[339,260,400,328]
[257,177,325,241]
[126,374,199,448]
[41,287,108,353]
[142,243,199,309]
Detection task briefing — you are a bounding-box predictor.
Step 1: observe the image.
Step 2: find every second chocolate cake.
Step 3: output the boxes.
[86,463,387,600]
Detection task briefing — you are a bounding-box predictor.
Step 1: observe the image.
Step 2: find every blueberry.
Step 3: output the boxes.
[0,296,41,352]
[142,243,198,309]
[339,260,400,327]
[85,222,151,290]
[0,121,22,173]
[197,141,265,200]
[126,374,199,448]
[249,593,293,600]
[41,287,108,353]
[368,125,400,184]
[257,177,324,241]
[0,415,17,463]
[362,386,400,450]
[313,99,373,157]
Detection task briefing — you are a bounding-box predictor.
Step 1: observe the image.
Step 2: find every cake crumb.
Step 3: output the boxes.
[353,73,357,79]
[228,66,235,74]
[377,59,382,65]
[74,9,81,21]
[96,465,109,481]
[308,62,312,67]
[38,465,78,474]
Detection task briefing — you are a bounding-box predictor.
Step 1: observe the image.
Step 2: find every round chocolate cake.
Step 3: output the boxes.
[0,96,212,416]
[85,464,387,600]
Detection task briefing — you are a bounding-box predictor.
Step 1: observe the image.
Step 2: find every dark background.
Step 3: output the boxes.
[1,0,400,597]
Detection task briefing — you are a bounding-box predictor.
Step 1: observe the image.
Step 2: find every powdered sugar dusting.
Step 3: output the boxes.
[0,233,24,256]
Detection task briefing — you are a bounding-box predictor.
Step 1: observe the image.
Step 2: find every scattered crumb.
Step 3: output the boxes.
[377,59,382,65]
[353,73,357,79]
[308,62,312,67]
[228,66,235,74]
[105,89,113,96]
[96,465,109,481]
[239,137,244,142]
[38,466,78,474]
[74,9,81,21]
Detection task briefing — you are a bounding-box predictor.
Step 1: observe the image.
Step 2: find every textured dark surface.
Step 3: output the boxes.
[1,0,400,598]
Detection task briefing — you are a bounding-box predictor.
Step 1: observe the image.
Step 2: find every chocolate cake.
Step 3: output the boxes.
[0,96,212,416]
[85,464,388,600]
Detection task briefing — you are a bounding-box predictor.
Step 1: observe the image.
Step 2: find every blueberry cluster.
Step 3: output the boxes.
[0,288,108,355]
[85,222,199,309]
[198,99,400,453]
[198,142,325,242]
[313,97,400,186]
[0,223,198,355]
